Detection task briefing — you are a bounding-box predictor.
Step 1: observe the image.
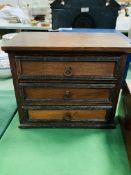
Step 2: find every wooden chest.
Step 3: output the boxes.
[2,32,131,128]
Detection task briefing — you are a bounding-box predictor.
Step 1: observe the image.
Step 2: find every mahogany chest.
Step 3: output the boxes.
[2,32,131,128]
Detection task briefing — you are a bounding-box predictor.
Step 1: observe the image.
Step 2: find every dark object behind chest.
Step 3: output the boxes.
[51,0,120,29]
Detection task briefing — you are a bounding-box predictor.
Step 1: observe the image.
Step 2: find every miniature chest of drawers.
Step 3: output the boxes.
[2,32,131,128]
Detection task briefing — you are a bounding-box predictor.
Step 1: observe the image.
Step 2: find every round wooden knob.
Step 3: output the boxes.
[64,90,71,98]
[63,112,72,121]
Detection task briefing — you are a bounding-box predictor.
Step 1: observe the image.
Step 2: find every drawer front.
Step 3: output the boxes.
[16,55,119,80]
[20,83,115,105]
[24,106,112,122]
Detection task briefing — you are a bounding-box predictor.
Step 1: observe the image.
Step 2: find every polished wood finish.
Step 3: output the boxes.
[2,32,131,128]
[25,87,109,100]
[18,60,115,77]
[2,32,131,52]
[20,83,114,105]
[28,109,106,120]
[16,54,119,81]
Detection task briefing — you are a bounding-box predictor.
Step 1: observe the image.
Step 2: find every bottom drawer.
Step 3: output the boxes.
[23,106,112,122]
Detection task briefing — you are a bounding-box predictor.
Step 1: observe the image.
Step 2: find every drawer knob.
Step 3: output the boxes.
[64,66,72,77]
[63,112,72,121]
[64,90,72,98]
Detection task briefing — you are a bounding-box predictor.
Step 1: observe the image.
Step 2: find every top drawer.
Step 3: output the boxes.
[15,55,120,81]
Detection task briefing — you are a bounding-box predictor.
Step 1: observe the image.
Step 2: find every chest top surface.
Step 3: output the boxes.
[1,32,131,53]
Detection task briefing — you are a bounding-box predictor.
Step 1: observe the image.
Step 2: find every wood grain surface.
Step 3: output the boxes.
[19,61,115,77]
[4,31,128,128]
[24,87,110,100]
[2,32,131,52]
[28,109,106,120]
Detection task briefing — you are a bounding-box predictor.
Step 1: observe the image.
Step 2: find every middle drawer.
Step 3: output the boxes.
[19,83,115,105]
